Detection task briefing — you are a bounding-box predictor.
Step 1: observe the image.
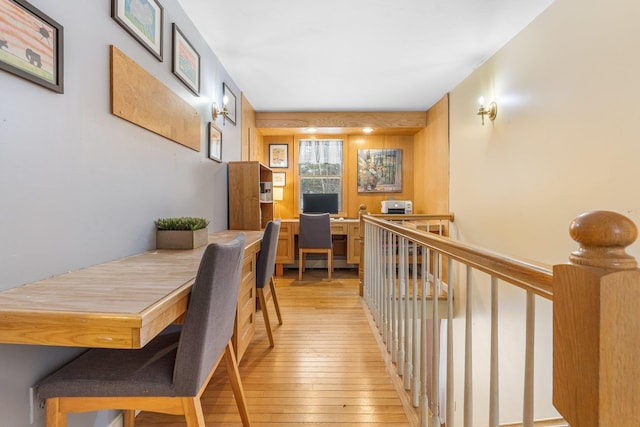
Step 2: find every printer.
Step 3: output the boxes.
[381,200,413,214]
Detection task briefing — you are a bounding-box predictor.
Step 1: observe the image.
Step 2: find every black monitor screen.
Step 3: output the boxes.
[302,193,339,214]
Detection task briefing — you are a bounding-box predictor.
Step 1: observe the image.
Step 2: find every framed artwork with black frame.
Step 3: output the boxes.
[111,0,163,61]
[208,122,222,162]
[0,0,64,93]
[269,144,288,168]
[172,23,200,96]
[222,83,236,125]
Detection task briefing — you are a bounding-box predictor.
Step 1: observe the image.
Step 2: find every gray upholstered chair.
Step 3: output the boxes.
[37,234,251,427]
[255,220,283,347]
[298,213,333,280]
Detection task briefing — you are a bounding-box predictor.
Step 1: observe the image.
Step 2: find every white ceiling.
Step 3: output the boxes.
[177,0,554,112]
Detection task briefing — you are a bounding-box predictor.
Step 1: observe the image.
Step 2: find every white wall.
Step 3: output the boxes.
[0,1,241,426]
[448,0,640,424]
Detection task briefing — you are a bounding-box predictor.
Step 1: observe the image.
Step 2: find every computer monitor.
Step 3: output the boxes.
[302,193,339,214]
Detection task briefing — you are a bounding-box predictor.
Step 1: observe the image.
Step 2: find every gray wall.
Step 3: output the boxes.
[0,1,240,426]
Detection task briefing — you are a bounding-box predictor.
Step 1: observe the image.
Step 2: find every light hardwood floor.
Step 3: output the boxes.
[134,268,414,426]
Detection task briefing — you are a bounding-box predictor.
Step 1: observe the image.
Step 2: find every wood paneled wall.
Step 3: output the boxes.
[346,134,414,215]
[241,94,260,161]
[263,135,295,218]
[246,104,450,219]
[262,134,414,218]
[413,95,449,214]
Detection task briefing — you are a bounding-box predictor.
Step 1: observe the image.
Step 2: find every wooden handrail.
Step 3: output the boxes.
[368,213,455,222]
[362,210,640,426]
[362,214,554,299]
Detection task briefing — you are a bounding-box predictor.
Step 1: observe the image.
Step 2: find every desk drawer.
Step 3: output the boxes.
[234,251,256,362]
[330,222,348,234]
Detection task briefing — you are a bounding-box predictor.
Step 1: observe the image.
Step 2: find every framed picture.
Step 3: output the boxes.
[273,172,286,187]
[0,0,64,93]
[357,148,403,193]
[172,23,199,95]
[208,122,222,162]
[112,0,163,61]
[269,144,288,168]
[223,83,237,125]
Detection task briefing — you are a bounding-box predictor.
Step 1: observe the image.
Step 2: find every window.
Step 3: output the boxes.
[298,139,343,212]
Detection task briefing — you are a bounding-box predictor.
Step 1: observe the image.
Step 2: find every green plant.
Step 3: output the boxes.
[155,217,209,231]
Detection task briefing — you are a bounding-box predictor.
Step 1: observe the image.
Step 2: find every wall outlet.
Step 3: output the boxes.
[29,386,46,424]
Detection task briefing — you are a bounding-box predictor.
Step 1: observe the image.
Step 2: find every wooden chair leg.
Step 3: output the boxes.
[123,409,136,427]
[298,250,303,280]
[224,341,252,427]
[258,289,274,347]
[181,397,205,427]
[327,250,333,280]
[269,276,283,325]
[46,398,65,427]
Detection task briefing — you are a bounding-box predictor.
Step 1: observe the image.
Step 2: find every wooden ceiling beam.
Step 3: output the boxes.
[255,111,427,129]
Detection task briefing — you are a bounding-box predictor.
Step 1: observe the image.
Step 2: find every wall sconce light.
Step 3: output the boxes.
[477,96,498,125]
[211,94,230,125]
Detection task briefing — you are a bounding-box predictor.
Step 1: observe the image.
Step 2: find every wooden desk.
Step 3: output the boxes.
[275,218,361,275]
[0,231,261,361]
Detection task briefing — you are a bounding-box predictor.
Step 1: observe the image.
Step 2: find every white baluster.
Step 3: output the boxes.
[523,291,535,427]
[464,266,473,427]
[489,277,499,427]
[446,257,454,426]
[431,252,441,426]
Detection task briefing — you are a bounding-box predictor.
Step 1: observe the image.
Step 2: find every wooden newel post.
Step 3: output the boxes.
[553,210,640,426]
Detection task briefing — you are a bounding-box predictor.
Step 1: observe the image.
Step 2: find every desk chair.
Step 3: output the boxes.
[298,213,333,280]
[256,220,283,347]
[37,234,251,427]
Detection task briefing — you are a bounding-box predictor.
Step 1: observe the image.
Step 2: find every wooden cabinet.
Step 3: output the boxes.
[276,221,295,265]
[347,222,361,264]
[274,219,361,274]
[228,161,273,230]
[233,241,259,362]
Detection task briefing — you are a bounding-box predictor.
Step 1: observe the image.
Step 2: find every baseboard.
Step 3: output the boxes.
[284,260,358,269]
[108,413,123,427]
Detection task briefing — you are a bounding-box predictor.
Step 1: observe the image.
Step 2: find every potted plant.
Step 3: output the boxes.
[155,217,210,249]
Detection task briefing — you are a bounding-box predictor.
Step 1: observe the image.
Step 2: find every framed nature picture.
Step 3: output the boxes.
[0,0,64,93]
[273,172,286,186]
[172,23,200,95]
[208,122,222,162]
[269,144,288,168]
[357,148,402,193]
[112,0,163,61]
[223,83,236,125]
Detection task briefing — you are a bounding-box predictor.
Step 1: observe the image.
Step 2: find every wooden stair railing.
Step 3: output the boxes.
[361,210,640,427]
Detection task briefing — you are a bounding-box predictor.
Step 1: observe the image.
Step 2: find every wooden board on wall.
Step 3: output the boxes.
[110,46,201,151]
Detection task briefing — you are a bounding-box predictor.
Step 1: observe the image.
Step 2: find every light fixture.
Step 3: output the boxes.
[272,187,284,219]
[477,96,498,125]
[211,94,230,125]
[362,127,373,134]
